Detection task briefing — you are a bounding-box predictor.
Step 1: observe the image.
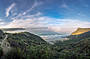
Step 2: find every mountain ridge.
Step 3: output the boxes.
[0,30,47,54]
[71,28,90,35]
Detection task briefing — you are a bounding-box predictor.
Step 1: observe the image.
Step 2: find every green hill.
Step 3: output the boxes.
[0,30,48,59]
[0,29,90,59]
[53,31,90,59]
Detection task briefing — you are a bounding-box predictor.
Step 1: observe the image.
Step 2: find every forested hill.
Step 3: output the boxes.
[0,30,46,47]
[0,30,48,59]
[0,29,90,59]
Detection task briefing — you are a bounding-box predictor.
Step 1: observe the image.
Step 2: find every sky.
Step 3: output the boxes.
[0,0,90,33]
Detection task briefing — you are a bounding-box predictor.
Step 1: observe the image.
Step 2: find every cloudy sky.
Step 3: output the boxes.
[0,0,90,33]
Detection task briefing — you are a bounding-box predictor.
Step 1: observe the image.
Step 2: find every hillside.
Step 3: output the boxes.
[0,29,90,59]
[7,32,47,47]
[54,31,90,59]
[0,30,57,59]
[69,31,90,40]
[72,28,90,35]
[58,38,90,59]
[0,30,47,54]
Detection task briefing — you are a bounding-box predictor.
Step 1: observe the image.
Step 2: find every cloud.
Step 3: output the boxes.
[11,0,42,20]
[2,15,90,33]
[61,3,68,8]
[11,12,42,20]
[6,3,16,17]
[2,0,90,34]
[4,1,90,33]
[60,2,73,11]
[0,19,7,28]
[22,0,40,15]
[5,17,50,28]
[18,0,42,18]
[49,19,90,33]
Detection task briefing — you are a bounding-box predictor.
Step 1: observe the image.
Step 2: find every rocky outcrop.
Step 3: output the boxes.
[72,28,90,35]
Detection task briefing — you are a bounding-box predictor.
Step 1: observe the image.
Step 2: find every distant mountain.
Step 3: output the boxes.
[26,28,62,35]
[0,28,26,33]
[34,31,61,35]
[1,28,25,31]
[72,28,90,35]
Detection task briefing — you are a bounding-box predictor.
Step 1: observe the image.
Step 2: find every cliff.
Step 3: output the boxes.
[72,28,90,35]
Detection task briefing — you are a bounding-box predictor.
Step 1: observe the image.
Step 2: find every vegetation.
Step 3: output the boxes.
[0,30,90,59]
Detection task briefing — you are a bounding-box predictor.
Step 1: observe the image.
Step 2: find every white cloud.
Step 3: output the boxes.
[2,0,90,33]
[12,0,42,20]
[11,12,42,20]
[2,15,90,33]
[60,3,73,11]
[0,19,7,28]
[61,3,68,8]
[23,0,39,15]
[49,19,90,33]
[20,0,42,17]
[6,3,16,17]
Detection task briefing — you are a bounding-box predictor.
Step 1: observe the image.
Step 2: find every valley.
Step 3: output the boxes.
[1,0,90,59]
[0,28,89,59]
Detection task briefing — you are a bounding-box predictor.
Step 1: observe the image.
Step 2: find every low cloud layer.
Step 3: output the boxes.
[1,16,90,33]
